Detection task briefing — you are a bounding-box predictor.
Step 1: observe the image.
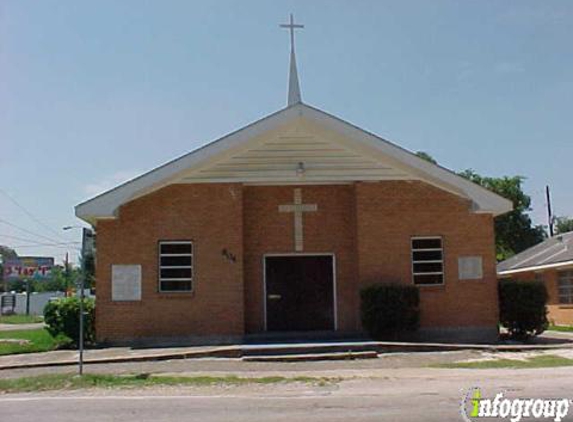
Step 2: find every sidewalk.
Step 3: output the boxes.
[539,330,573,341]
[1,336,573,371]
[0,344,239,370]
[0,323,45,332]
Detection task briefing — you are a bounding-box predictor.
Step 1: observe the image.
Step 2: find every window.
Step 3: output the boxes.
[159,241,193,292]
[411,237,444,285]
[558,271,573,304]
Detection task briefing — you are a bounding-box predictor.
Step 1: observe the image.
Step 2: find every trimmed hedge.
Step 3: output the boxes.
[360,283,420,340]
[499,279,548,340]
[44,297,95,347]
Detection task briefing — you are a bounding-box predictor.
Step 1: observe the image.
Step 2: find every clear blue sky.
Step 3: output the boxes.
[1,1,572,264]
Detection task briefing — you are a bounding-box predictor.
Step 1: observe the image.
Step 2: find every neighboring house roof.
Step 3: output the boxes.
[497,231,573,275]
[75,102,513,224]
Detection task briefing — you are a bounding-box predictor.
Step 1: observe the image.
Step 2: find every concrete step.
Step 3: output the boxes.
[242,350,378,362]
[240,342,380,357]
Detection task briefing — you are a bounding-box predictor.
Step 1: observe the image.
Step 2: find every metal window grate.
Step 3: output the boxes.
[159,241,193,292]
[412,237,444,285]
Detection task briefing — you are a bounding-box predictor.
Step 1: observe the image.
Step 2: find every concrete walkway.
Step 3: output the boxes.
[540,329,573,341]
[1,335,573,371]
[0,345,238,370]
[0,323,45,332]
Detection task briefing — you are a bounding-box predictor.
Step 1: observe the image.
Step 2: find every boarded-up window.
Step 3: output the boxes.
[159,241,193,292]
[411,237,444,285]
[558,271,573,304]
[112,265,142,301]
[458,256,483,280]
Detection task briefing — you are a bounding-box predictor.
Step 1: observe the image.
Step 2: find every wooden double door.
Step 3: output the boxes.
[265,255,335,331]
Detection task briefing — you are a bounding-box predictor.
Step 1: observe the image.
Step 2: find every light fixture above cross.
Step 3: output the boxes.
[279,188,317,252]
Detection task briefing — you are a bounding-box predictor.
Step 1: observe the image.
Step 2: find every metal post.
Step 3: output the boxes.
[78,228,87,376]
[65,252,70,296]
[25,279,31,315]
[1,262,6,294]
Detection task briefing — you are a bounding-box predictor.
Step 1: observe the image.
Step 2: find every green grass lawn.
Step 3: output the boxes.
[0,373,335,394]
[0,328,66,356]
[548,324,573,333]
[434,354,573,369]
[0,315,43,324]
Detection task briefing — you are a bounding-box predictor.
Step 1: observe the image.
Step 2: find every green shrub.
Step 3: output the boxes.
[499,279,548,340]
[43,297,95,347]
[360,283,420,340]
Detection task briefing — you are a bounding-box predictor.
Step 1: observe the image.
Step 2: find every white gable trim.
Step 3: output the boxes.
[76,103,512,223]
[498,260,573,276]
[75,105,301,222]
[301,104,512,215]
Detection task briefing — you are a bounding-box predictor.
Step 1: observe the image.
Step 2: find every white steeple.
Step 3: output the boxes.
[280,14,304,106]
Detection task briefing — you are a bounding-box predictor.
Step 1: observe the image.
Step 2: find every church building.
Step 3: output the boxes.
[76,16,512,344]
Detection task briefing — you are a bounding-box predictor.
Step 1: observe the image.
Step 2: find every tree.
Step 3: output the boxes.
[0,246,18,293]
[33,266,74,293]
[555,217,573,235]
[79,252,95,290]
[459,170,546,261]
[415,151,437,164]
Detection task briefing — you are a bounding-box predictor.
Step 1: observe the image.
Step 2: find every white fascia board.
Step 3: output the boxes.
[300,104,513,216]
[75,105,302,221]
[76,101,512,222]
[497,260,573,276]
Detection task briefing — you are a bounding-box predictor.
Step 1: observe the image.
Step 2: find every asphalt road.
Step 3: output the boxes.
[2,367,573,422]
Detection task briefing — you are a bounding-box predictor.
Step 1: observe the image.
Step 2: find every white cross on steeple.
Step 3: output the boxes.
[280,13,304,106]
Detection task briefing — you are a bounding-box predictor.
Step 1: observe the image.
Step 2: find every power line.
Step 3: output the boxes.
[10,243,81,250]
[0,218,66,245]
[0,188,68,241]
[0,233,79,246]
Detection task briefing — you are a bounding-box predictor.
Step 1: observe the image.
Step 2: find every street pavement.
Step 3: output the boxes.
[1,366,572,422]
[2,334,573,421]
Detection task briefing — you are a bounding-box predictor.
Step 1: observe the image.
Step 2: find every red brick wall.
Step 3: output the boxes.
[243,184,357,333]
[356,181,499,329]
[95,180,499,342]
[506,270,573,326]
[95,184,244,343]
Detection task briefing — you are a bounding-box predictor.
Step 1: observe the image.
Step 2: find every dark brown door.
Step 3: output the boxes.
[265,255,335,331]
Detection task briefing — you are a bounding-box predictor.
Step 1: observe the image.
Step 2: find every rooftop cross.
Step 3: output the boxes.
[280,13,304,53]
[280,14,304,106]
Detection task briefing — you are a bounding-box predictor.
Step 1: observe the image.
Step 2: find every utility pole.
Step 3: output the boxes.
[546,185,554,237]
[64,252,70,296]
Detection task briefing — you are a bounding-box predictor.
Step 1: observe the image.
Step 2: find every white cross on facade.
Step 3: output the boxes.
[279,188,317,252]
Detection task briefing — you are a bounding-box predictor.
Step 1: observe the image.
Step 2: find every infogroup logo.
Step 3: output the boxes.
[461,388,570,422]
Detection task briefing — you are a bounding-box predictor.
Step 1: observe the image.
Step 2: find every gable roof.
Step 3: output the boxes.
[497,232,573,275]
[75,102,513,224]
